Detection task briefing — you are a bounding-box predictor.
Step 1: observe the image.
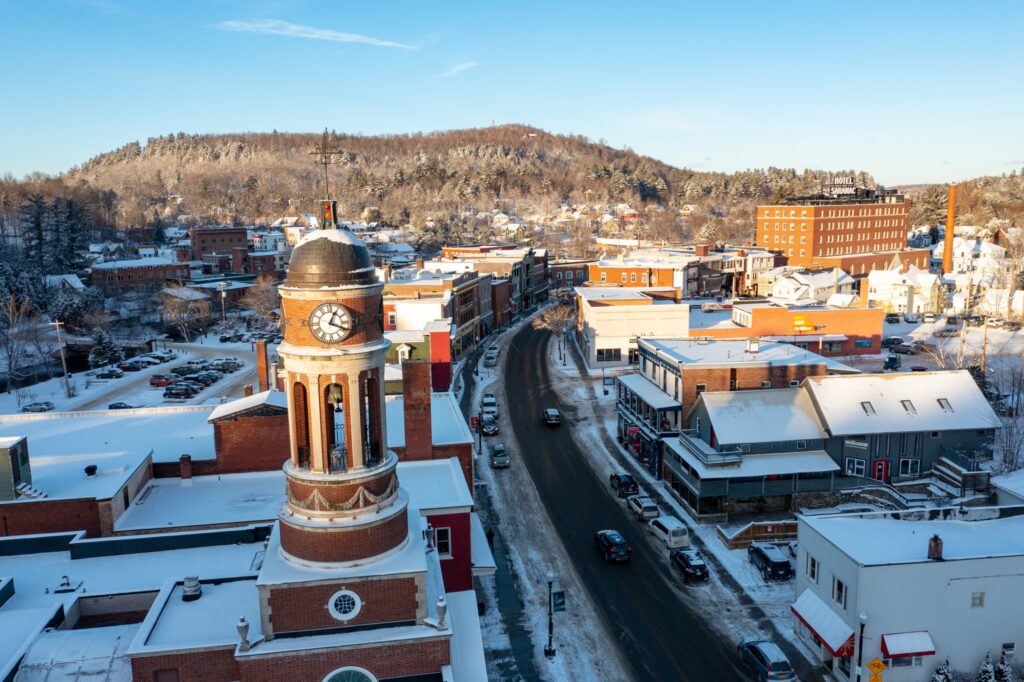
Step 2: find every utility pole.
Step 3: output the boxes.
[51,319,72,398]
[544,570,556,658]
[219,281,228,337]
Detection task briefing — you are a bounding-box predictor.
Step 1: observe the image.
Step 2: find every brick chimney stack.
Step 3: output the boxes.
[255,340,269,392]
[243,384,254,397]
[179,454,193,480]
[401,360,433,461]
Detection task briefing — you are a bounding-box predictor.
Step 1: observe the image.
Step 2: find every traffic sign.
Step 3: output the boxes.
[552,590,566,612]
[867,658,887,674]
[869,674,882,682]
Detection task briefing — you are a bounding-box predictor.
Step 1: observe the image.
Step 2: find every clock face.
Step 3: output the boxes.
[308,302,354,343]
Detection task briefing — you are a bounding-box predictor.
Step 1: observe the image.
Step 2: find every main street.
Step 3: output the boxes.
[504,324,745,681]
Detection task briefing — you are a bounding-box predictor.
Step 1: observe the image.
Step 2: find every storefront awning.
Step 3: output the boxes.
[791,589,855,657]
[881,632,935,658]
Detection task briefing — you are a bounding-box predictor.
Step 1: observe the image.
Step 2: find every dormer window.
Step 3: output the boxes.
[860,401,876,416]
[901,400,917,415]
[937,398,953,412]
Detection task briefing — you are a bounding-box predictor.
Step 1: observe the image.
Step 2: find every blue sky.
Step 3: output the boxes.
[1,0,1022,184]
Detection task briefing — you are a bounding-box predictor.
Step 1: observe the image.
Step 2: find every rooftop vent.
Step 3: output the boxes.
[182,576,202,602]
[927,534,944,561]
[746,338,761,354]
[84,464,98,478]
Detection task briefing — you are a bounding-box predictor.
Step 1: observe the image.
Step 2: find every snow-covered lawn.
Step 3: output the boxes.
[547,335,820,667]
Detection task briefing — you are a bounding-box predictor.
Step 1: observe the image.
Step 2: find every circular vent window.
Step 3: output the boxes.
[327,589,362,621]
[323,667,377,682]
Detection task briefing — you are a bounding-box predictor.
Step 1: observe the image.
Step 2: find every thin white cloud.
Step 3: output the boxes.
[218,19,412,49]
[438,61,480,78]
[630,108,733,133]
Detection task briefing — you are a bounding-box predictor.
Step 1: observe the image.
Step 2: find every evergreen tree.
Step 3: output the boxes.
[978,652,996,682]
[48,290,87,330]
[19,194,48,274]
[932,658,953,682]
[88,329,124,368]
[995,651,1015,682]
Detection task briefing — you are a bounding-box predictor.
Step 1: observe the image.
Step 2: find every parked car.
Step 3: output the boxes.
[108,402,136,410]
[141,354,169,364]
[911,365,928,372]
[490,443,510,469]
[170,366,199,376]
[117,361,143,372]
[1005,321,1022,331]
[149,376,175,387]
[923,312,937,323]
[626,495,660,521]
[882,355,902,371]
[748,543,794,581]
[482,405,499,419]
[609,473,639,498]
[594,530,632,562]
[488,344,499,353]
[737,638,796,681]
[95,368,124,379]
[966,315,985,327]
[163,387,194,399]
[210,361,238,373]
[671,548,709,582]
[903,313,920,323]
[190,374,218,386]
[481,393,498,410]
[648,515,690,549]
[483,353,498,368]
[542,408,561,426]
[987,317,1005,327]
[481,416,499,436]
[946,315,961,326]
[881,336,904,348]
[21,401,55,413]
[934,328,959,338]
[884,313,901,324]
[174,382,203,394]
[890,343,917,355]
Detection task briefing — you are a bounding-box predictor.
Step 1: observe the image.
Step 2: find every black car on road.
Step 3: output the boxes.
[748,542,793,581]
[542,408,561,426]
[595,530,632,562]
[671,548,710,583]
[609,473,639,498]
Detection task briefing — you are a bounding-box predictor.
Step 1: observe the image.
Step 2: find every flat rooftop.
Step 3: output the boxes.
[385,393,473,448]
[641,338,857,371]
[802,507,1024,565]
[0,407,217,464]
[136,579,263,653]
[575,287,678,303]
[27,450,149,501]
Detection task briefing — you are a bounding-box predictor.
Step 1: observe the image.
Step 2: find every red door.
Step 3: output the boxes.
[873,460,889,483]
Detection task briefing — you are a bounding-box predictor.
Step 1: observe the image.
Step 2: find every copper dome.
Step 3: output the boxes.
[285,229,377,288]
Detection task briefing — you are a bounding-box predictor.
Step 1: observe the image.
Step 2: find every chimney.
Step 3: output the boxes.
[401,360,433,461]
[179,454,193,480]
[255,340,269,392]
[243,384,254,397]
[182,576,202,602]
[415,257,425,269]
[927,534,944,561]
[942,184,956,274]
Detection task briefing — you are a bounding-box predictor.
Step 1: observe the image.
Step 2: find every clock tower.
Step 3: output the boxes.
[275,225,407,565]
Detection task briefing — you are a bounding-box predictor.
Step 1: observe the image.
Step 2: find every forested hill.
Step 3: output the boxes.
[63,125,875,241]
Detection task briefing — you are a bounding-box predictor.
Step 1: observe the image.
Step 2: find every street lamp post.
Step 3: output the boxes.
[544,570,556,658]
[219,282,228,337]
[855,610,868,682]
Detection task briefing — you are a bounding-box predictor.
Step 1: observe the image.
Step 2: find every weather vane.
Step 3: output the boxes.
[310,128,344,200]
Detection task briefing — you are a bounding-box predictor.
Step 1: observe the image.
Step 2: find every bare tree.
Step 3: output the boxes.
[0,295,34,396]
[239,275,280,330]
[161,285,210,342]
[532,303,577,366]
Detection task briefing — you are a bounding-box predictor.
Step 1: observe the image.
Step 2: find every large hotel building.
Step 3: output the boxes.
[755,185,930,274]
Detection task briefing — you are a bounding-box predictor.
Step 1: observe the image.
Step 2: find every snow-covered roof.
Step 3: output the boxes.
[694,388,827,444]
[399,458,474,511]
[161,287,209,301]
[617,374,679,410]
[0,407,217,464]
[15,624,138,681]
[641,338,857,372]
[296,227,365,248]
[791,589,853,656]
[665,439,839,479]
[132,580,262,654]
[90,257,176,270]
[801,507,1024,565]
[45,274,85,291]
[385,393,474,448]
[993,468,1024,502]
[26,450,150,501]
[804,370,1000,436]
[576,287,678,303]
[447,590,488,681]
[0,606,57,681]
[867,265,939,288]
[385,329,427,344]
[207,390,287,422]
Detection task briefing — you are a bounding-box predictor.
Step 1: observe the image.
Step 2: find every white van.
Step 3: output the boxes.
[648,515,690,549]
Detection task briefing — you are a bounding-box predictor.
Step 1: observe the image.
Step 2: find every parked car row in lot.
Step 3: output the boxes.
[219,330,282,344]
[156,357,243,400]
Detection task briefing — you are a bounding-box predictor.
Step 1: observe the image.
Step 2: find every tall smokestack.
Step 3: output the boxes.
[942,184,957,274]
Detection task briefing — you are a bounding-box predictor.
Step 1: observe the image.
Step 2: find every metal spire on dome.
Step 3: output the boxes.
[310,128,346,230]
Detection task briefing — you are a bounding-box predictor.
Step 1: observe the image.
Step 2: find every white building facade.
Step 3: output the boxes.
[793,507,1024,681]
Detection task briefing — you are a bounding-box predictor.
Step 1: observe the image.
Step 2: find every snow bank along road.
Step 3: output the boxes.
[506,325,745,681]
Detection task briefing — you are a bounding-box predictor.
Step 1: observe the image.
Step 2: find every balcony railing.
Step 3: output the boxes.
[676,429,743,467]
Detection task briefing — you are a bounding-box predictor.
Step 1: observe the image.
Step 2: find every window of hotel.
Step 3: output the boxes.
[621,273,627,282]
[789,380,799,387]
[832,577,848,609]
[845,457,866,476]
[641,273,648,283]
[796,441,807,450]
[971,591,985,608]
[695,383,707,394]
[600,272,607,281]
[806,554,819,583]
[887,656,923,669]
[630,273,637,283]
[761,380,771,389]
[435,527,452,558]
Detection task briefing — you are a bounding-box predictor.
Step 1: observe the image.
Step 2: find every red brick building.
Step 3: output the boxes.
[90,258,191,296]
[190,226,249,268]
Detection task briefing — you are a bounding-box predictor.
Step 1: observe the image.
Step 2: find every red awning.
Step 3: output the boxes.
[791,589,855,657]
[881,632,936,658]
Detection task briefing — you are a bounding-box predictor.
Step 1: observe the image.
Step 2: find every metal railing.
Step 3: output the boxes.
[676,429,743,466]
